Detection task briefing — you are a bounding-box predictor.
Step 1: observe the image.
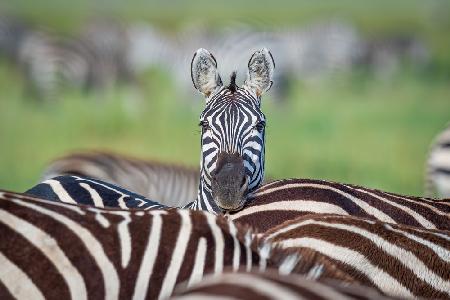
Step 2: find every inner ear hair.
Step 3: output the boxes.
[245,48,275,97]
[191,48,223,97]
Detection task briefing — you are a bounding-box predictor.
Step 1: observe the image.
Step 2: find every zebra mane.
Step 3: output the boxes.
[227,71,237,93]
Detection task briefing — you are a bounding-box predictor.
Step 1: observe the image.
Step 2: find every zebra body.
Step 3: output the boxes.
[41,151,199,207]
[171,270,400,300]
[3,190,448,298]
[25,175,166,210]
[263,213,450,299]
[230,178,450,232]
[0,191,302,300]
[426,124,450,198]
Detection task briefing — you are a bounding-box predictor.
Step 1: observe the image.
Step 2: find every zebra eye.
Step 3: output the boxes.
[255,121,266,132]
[199,120,210,131]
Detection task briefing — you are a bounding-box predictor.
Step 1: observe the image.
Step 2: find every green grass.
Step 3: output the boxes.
[0,62,448,196]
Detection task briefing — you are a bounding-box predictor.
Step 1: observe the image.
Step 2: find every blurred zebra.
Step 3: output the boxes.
[171,270,400,300]
[263,213,450,298]
[0,190,304,299]
[41,151,199,207]
[278,20,362,81]
[425,124,450,198]
[17,29,93,99]
[15,19,132,99]
[229,178,450,232]
[127,20,364,102]
[357,34,430,79]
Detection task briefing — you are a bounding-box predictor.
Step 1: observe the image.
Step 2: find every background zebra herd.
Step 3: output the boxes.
[0,45,449,299]
[0,15,430,101]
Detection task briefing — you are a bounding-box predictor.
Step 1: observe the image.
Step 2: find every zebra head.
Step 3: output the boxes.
[191,48,274,213]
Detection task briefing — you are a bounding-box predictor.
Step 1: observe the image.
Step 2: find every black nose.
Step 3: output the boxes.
[212,152,246,187]
[211,152,247,210]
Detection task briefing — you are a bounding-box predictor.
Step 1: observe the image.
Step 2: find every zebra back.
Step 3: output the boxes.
[0,190,306,299]
[262,213,450,299]
[41,151,199,207]
[25,175,167,210]
[229,178,450,232]
[171,269,401,300]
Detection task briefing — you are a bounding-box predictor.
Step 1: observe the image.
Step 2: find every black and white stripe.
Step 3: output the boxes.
[25,175,166,210]
[186,48,274,213]
[0,190,304,300]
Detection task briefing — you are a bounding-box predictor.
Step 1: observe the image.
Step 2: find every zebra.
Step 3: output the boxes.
[263,213,450,299]
[17,29,95,99]
[184,47,274,213]
[229,178,450,232]
[171,270,399,300]
[425,124,450,198]
[40,151,199,207]
[12,19,133,100]
[0,190,313,300]
[25,175,167,210]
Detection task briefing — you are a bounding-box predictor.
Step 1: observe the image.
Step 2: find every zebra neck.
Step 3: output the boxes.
[189,174,219,213]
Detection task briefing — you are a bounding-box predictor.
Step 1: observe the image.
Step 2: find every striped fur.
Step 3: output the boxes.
[263,213,450,298]
[188,48,273,213]
[230,178,450,232]
[425,124,450,198]
[41,151,199,207]
[0,190,307,300]
[171,270,400,300]
[25,175,166,209]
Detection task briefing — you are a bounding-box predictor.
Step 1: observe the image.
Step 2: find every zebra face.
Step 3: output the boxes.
[191,48,274,212]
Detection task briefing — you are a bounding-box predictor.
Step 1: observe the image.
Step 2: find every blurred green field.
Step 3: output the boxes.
[0,61,448,196]
[0,1,449,196]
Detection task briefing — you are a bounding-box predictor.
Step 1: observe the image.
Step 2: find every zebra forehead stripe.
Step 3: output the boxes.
[0,208,88,300]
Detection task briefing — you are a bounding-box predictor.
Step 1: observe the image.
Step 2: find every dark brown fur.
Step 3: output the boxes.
[230,178,450,233]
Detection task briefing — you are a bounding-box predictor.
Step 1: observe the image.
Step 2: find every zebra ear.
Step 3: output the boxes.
[244,48,275,97]
[191,48,223,98]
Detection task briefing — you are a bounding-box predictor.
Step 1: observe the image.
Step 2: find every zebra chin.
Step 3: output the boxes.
[211,152,250,212]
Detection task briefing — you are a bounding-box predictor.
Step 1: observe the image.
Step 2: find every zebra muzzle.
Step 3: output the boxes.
[211,152,248,211]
